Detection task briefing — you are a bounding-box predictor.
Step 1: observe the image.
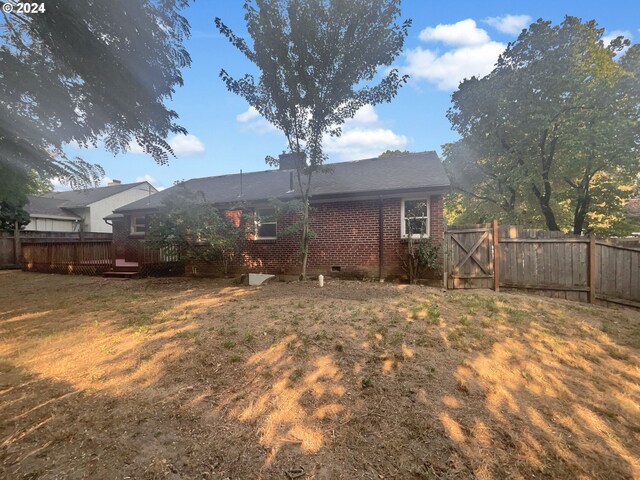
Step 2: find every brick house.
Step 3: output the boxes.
[109,151,450,279]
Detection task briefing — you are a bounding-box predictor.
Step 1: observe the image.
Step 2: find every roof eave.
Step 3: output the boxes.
[114,185,451,213]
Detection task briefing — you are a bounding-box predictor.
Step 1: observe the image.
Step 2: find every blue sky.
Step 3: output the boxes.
[60,0,640,191]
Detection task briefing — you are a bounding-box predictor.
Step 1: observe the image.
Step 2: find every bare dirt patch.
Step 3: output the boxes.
[1,270,639,479]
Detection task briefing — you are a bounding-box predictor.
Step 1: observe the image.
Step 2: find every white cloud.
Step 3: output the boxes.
[323,105,409,160]
[419,19,490,46]
[324,128,409,160]
[127,134,205,156]
[135,174,157,184]
[236,106,279,134]
[484,15,531,35]
[235,103,408,161]
[50,177,72,192]
[99,176,114,187]
[347,104,379,125]
[66,139,103,151]
[602,29,633,46]
[51,176,118,191]
[136,174,166,190]
[127,142,145,154]
[404,41,505,90]
[168,134,205,156]
[236,106,260,123]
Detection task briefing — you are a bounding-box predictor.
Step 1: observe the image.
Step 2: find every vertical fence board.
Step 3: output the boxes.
[446,222,639,308]
[21,241,113,275]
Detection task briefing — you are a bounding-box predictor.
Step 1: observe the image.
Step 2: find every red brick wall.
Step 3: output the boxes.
[115,194,446,279]
[236,195,445,278]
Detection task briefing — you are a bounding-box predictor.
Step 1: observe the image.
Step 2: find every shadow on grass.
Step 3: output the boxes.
[0,272,639,478]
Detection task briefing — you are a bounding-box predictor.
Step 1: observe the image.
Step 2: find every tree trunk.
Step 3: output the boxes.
[532,184,561,231]
[300,198,310,280]
[572,188,591,235]
[533,126,561,231]
[539,202,560,231]
[571,161,595,236]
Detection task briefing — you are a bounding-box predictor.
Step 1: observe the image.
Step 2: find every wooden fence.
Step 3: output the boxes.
[1,231,112,269]
[444,221,640,308]
[21,241,114,275]
[0,234,18,268]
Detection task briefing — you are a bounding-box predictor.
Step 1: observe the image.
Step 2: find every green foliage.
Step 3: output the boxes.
[0,0,192,193]
[406,237,440,283]
[415,237,440,272]
[400,235,441,284]
[146,189,246,274]
[0,201,29,232]
[216,0,410,278]
[0,165,53,230]
[267,197,317,242]
[444,17,640,236]
[380,150,412,157]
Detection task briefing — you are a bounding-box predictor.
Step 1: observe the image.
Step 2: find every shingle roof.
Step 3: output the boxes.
[24,196,82,219]
[115,152,450,213]
[36,182,153,208]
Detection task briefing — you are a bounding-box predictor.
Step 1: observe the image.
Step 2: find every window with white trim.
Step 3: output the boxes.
[130,215,147,235]
[401,198,430,238]
[254,208,277,239]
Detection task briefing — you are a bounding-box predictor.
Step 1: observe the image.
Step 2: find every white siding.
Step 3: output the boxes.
[87,183,156,233]
[26,217,78,232]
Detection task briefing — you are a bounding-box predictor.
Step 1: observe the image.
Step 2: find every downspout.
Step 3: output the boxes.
[379,197,384,281]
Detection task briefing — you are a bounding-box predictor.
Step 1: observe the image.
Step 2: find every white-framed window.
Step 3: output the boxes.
[130,215,147,235]
[401,198,430,238]
[254,208,277,239]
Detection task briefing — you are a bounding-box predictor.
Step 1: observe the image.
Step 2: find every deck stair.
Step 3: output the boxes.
[103,259,140,279]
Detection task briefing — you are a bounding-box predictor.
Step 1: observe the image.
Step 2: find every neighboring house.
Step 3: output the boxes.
[25,181,157,233]
[111,152,450,278]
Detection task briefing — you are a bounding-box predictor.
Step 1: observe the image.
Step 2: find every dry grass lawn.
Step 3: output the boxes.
[0,270,639,479]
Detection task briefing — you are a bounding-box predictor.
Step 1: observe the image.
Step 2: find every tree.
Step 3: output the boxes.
[146,190,246,275]
[444,17,640,235]
[380,149,411,156]
[0,0,192,200]
[0,200,29,232]
[0,164,53,232]
[216,0,410,279]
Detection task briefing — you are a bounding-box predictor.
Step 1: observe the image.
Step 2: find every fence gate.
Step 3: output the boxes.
[444,223,497,289]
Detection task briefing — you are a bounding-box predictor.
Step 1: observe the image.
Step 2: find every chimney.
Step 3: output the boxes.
[278,152,305,171]
[108,179,122,186]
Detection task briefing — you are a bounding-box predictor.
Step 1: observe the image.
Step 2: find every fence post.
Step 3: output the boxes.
[588,235,596,303]
[13,221,21,265]
[493,219,500,291]
[443,230,448,290]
